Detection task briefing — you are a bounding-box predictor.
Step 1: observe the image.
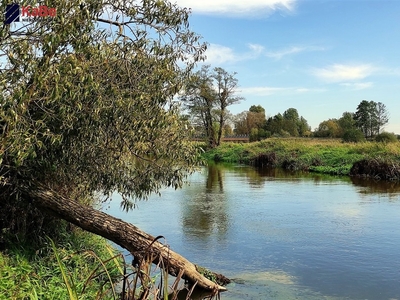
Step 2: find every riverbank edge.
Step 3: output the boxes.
[201,138,400,180]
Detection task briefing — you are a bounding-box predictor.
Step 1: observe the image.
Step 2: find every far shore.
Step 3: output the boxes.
[201,138,400,180]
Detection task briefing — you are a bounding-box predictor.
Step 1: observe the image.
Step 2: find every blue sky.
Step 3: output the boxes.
[174,0,400,133]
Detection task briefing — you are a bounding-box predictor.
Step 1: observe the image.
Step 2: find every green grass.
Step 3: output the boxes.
[0,228,123,300]
[0,224,221,300]
[202,138,400,176]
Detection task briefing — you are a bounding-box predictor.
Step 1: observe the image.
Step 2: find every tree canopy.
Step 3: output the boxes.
[0,0,232,292]
[354,100,389,138]
[180,65,243,147]
[265,108,310,137]
[233,105,267,141]
[1,0,206,229]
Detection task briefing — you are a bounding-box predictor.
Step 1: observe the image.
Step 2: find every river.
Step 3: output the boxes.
[104,163,400,300]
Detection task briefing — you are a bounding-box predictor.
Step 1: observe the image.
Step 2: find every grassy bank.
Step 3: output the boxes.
[0,225,123,300]
[202,138,400,178]
[0,222,220,300]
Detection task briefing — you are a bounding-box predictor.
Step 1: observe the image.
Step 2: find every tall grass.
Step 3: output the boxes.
[1,228,221,300]
[0,228,123,300]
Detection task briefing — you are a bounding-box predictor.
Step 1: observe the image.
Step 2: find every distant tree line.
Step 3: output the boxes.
[314,100,390,141]
[233,106,311,141]
[180,66,394,145]
[230,100,391,143]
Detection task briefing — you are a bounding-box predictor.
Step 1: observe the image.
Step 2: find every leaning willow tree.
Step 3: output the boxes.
[0,0,227,291]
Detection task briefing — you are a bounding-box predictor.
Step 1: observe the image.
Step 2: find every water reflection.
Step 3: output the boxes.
[109,163,400,300]
[255,166,353,185]
[206,162,224,192]
[351,176,400,197]
[181,164,229,242]
[221,164,353,187]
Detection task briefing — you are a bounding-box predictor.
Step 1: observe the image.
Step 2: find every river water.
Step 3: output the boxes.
[104,163,400,300]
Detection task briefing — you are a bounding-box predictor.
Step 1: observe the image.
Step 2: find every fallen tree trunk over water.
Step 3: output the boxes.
[23,185,229,291]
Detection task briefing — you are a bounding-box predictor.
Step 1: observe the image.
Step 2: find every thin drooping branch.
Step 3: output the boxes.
[23,185,229,291]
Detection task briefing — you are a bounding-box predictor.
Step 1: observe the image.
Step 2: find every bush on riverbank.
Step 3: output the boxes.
[202,138,400,177]
[342,129,366,143]
[375,132,398,143]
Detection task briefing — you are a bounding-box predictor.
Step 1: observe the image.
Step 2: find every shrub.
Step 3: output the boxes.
[342,129,366,143]
[279,130,291,138]
[375,132,398,143]
[249,128,259,142]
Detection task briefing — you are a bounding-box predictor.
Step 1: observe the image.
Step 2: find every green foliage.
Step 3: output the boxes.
[265,109,310,137]
[249,105,265,113]
[0,229,122,300]
[202,138,400,177]
[375,132,398,143]
[0,227,213,300]
[203,143,252,163]
[354,100,389,138]
[338,112,356,133]
[1,0,207,238]
[51,238,79,300]
[181,65,243,148]
[314,119,341,138]
[250,128,259,142]
[195,265,217,283]
[233,111,249,135]
[315,112,357,138]
[342,129,366,143]
[233,105,266,137]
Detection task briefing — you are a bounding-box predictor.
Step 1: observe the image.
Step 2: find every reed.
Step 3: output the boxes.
[1,226,222,300]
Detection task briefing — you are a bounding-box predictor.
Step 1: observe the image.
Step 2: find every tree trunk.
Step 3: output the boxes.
[23,185,228,291]
[217,113,224,147]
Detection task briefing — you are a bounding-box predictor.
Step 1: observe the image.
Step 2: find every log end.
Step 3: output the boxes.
[194,264,231,290]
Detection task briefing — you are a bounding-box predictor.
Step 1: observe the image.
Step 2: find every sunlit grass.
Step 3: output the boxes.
[0,228,123,300]
[202,138,400,176]
[0,227,222,300]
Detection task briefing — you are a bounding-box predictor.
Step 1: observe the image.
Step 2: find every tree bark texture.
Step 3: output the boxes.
[24,186,227,291]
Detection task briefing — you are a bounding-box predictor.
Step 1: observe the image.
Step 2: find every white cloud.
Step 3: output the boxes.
[265,46,303,60]
[204,43,263,64]
[240,86,326,96]
[174,0,296,16]
[240,86,287,96]
[294,88,311,93]
[312,64,374,82]
[340,82,373,90]
[248,43,265,55]
[204,44,237,64]
[204,43,322,64]
[265,46,325,60]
